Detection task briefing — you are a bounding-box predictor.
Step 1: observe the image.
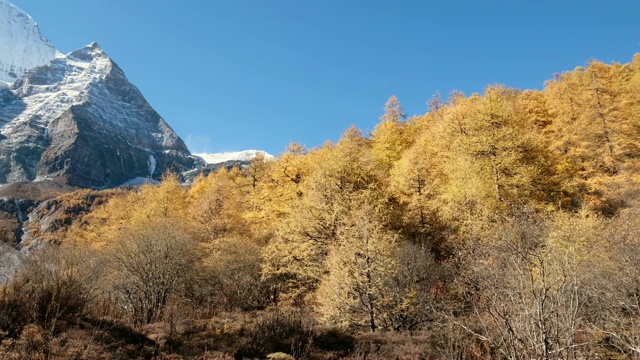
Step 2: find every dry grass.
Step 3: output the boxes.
[0,180,77,201]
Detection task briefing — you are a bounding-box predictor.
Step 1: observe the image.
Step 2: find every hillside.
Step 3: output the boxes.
[2,56,640,359]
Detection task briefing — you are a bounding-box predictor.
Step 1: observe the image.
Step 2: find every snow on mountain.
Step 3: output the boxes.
[0,40,199,187]
[0,0,60,83]
[194,150,274,165]
[0,0,278,189]
[0,1,201,188]
[2,42,112,135]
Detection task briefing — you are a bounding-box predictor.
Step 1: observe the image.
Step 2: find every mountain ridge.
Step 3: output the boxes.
[0,9,200,188]
[0,1,275,189]
[194,150,274,165]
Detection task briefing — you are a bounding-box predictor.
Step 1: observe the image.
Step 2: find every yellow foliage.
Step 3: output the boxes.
[370,96,411,171]
[187,168,248,243]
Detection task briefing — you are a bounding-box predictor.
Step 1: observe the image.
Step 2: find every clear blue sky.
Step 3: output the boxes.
[10,0,640,155]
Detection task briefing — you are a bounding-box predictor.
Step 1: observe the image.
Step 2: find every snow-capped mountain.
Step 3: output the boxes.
[181,150,273,184]
[0,0,59,83]
[0,2,199,188]
[194,150,274,165]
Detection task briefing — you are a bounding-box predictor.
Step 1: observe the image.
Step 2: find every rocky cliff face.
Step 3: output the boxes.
[0,0,202,188]
[0,183,119,282]
[0,41,201,188]
[0,196,36,284]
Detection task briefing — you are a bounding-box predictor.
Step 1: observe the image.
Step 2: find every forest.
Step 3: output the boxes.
[2,55,640,359]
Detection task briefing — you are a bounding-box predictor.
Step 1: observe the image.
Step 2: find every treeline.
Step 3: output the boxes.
[2,56,640,359]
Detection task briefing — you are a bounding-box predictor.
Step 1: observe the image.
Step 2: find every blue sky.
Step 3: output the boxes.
[10,0,640,155]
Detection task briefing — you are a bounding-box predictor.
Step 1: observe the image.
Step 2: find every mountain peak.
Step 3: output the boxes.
[68,42,108,62]
[0,2,200,188]
[0,0,59,83]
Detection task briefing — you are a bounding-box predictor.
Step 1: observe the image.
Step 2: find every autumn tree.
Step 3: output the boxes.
[370,96,411,171]
[245,141,311,238]
[188,168,247,243]
[106,217,197,326]
[589,206,640,356]
[262,127,384,303]
[0,245,102,337]
[65,173,189,248]
[134,172,189,221]
[455,211,601,359]
[427,87,561,227]
[390,129,446,250]
[202,235,269,311]
[544,59,640,213]
[384,241,444,331]
[185,168,271,310]
[315,194,398,332]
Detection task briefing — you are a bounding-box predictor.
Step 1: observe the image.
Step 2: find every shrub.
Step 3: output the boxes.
[236,308,313,359]
[0,245,101,337]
